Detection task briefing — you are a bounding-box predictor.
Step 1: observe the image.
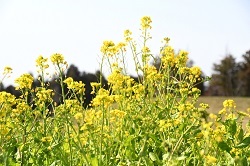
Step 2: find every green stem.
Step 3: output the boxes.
[99,102,105,165]
[168,120,197,162]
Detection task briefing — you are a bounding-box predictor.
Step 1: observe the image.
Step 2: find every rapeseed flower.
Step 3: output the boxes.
[50,53,66,65]
[36,87,53,104]
[205,155,217,164]
[124,29,132,42]
[36,55,49,69]
[223,99,236,109]
[190,66,201,78]
[3,66,12,75]
[0,91,16,105]
[64,77,85,94]
[15,73,34,90]
[100,40,118,57]
[140,16,152,30]
[41,136,53,143]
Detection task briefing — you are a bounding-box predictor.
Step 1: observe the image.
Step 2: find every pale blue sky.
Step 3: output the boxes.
[0,0,250,86]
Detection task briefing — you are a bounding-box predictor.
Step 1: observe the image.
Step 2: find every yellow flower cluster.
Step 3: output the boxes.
[205,155,217,164]
[158,119,172,132]
[176,50,189,67]
[36,87,54,104]
[132,83,145,100]
[178,102,195,113]
[124,29,132,42]
[109,109,126,131]
[41,136,53,143]
[0,91,16,106]
[100,40,117,57]
[36,55,49,70]
[50,53,66,65]
[223,99,236,109]
[107,67,134,93]
[64,77,85,94]
[144,65,161,82]
[100,40,127,57]
[110,109,126,119]
[91,88,113,107]
[74,112,83,122]
[15,73,34,90]
[64,99,83,115]
[3,66,12,75]
[160,45,175,67]
[140,16,152,30]
[80,109,100,131]
[12,101,32,117]
[190,66,201,79]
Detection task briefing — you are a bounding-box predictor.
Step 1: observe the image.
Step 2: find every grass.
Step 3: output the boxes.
[197,96,250,127]
[197,96,250,114]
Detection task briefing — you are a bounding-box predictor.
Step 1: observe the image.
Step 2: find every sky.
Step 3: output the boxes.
[0,0,250,86]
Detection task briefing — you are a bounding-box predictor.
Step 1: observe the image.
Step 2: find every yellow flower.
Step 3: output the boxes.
[100,40,118,56]
[200,103,209,109]
[50,53,66,65]
[160,45,175,67]
[74,112,83,121]
[190,66,201,78]
[0,91,16,105]
[176,50,188,67]
[140,16,152,30]
[206,155,217,164]
[11,101,32,117]
[218,108,226,115]
[64,77,85,94]
[41,136,52,143]
[15,73,34,90]
[110,109,126,118]
[36,87,53,103]
[91,88,114,107]
[3,66,12,75]
[116,42,127,52]
[124,29,132,42]
[36,55,49,69]
[64,99,82,114]
[223,99,236,109]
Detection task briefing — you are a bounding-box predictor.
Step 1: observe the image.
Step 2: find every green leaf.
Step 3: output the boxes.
[241,157,248,166]
[230,120,237,137]
[218,141,231,153]
[235,136,250,148]
[238,128,244,142]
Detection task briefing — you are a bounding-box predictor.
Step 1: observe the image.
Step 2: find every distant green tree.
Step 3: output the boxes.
[210,55,240,96]
[238,50,250,96]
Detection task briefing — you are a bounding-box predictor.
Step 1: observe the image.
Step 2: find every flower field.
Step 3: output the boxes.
[1,16,250,166]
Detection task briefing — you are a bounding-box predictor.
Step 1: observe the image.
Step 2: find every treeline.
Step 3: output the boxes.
[207,50,250,96]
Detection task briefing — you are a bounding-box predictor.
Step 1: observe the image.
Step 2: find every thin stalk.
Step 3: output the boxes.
[99,101,105,165]
[168,120,197,162]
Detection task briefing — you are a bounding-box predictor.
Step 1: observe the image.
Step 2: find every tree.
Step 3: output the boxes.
[238,50,250,96]
[210,55,240,96]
